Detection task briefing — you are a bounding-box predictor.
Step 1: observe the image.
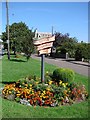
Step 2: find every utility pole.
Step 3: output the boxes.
[6,0,10,60]
[52,26,54,36]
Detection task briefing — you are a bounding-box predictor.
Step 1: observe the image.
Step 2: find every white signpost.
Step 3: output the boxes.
[34,35,55,82]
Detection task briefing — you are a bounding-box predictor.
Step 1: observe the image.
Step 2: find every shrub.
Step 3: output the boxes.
[53,68,75,83]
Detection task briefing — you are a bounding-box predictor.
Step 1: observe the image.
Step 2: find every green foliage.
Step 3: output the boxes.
[53,68,75,83]
[2,22,35,59]
[75,43,90,60]
[45,72,52,83]
[34,83,47,92]
[52,32,78,58]
[75,43,84,60]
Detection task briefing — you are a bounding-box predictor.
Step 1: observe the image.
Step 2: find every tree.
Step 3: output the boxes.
[75,42,90,61]
[2,22,35,60]
[19,30,35,61]
[52,32,78,58]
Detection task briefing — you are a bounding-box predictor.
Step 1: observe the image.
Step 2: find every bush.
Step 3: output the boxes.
[53,68,75,83]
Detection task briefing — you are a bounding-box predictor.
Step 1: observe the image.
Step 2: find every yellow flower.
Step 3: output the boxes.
[2,91,5,94]
[17,91,20,94]
[25,84,28,87]
[46,88,50,91]
[43,96,46,99]
[68,88,70,91]
[49,81,53,85]
[41,93,44,96]
[12,88,15,90]
[40,95,43,98]
[43,90,46,94]
[30,88,32,90]
[59,80,62,85]
[62,83,66,88]
[35,82,39,84]
[16,94,21,97]
[27,90,30,94]
[30,84,32,87]
[65,83,68,86]
[9,91,12,94]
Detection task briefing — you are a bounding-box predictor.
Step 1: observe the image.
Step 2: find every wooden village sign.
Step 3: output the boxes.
[33,34,55,82]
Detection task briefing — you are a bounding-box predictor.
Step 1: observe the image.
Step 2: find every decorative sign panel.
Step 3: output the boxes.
[34,35,55,55]
[39,48,51,55]
[37,42,53,51]
[34,35,55,46]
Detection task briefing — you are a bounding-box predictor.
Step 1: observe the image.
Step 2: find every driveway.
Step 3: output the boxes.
[31,54,89,77]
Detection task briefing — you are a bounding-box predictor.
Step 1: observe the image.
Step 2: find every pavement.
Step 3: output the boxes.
[65,59,90,67]
[31,54,90,77]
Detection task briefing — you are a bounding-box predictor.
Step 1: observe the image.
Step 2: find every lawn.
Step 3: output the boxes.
[0,55,89,118]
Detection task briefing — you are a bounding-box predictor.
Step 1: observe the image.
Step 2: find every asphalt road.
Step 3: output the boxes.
[31,54,89,77]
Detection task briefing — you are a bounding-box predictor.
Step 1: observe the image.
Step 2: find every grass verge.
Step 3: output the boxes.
[1,55,89,118]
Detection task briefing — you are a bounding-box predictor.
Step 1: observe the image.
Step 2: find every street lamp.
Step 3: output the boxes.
[6,0,10,60]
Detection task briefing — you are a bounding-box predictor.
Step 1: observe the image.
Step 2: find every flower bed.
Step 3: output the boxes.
[1,73,88,107]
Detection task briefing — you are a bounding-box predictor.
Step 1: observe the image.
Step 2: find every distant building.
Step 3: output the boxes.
[37,32,52,38]
[35,29,52,39]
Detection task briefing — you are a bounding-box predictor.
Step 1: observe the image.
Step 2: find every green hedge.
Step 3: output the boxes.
[53,68,75,83]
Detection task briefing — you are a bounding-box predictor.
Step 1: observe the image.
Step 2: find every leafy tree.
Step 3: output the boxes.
[19,30,35,61]
[52,32,78,58]
[2,22,35,60]
[75,42,90,61]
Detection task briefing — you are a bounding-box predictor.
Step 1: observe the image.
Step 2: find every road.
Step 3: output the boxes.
[31,54,89,77]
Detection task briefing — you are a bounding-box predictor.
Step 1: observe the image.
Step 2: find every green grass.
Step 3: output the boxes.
[2,55,57,84]
[1,55,89,118]
[1,98,88,118]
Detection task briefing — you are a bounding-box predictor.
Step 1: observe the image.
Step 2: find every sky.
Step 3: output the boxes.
[1,2,88,42]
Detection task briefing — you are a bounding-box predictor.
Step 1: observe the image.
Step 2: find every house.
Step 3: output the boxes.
[35,29,52,39]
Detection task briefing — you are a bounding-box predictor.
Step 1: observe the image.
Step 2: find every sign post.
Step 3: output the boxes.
[41,54,45,83]
[34,35,55,83]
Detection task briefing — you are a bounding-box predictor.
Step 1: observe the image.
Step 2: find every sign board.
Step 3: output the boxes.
[34,35,55,46]
[37,42,53,51]
[39,48,51,55]
[34,35,55,55]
